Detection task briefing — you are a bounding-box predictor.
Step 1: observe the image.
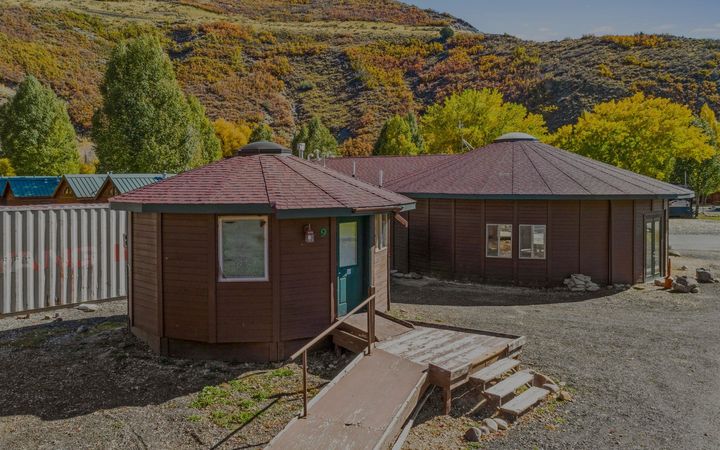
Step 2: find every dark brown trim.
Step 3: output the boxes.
[128,213,134,329]
[450,200,456,274]
[608,200,613,285]
[208,214,217,343]
[157,213,164,338]
[271,215,281,360]
[512,201,518,284]
[329,217,338,321]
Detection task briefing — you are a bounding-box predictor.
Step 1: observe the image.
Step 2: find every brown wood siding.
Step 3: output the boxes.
[549,201,580,283]
[373,247,389,311]
[483,201,514,282]
[279,218,332,341]
[392,212,409,273]
[610,200,634,284]
[216,282,273,342]
[162,214,211,342]
[454,200,484,279]
[408,199,429,273]
[633,200,652,282]
[517,201,548,285]
[131,213,159,335]
[579,201,610,284]
[428,199,454,276]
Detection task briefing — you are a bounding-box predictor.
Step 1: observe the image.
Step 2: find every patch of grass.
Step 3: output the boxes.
[92,320,125,332]
[3,327,65,348]
[270,367,294,378]
[191,385,230,409]
[698,214,720,221]
[186,414,202,422]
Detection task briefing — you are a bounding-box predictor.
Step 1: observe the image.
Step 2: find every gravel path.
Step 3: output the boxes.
[394,255,720,450]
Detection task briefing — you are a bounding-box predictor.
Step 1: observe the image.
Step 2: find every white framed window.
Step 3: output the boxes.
[519,224,546,260]
[375,214,388,250]
[218,216,269,282]
[486,224,512,258]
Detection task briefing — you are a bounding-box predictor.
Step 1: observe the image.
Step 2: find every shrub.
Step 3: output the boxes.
[439,26,455,41]
[598,63,614,78]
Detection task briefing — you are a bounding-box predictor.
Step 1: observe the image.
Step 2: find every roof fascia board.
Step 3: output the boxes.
[400,193,689,200]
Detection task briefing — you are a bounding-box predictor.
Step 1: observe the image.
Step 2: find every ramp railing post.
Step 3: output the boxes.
[367,286,376,355]
[302,350,308,418]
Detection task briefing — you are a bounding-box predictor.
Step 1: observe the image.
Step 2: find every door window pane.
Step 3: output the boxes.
[486,224,512,258]
[645,220,653,278]
[339,221,358,267]
[220,217,268,280]
[519,225,546,259]
[376,214,388,250]
[653,218,662,276]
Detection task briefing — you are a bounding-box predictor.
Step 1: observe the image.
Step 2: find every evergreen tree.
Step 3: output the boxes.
[405,112,424,153]
[291,117,337,157]
[249,123,273,143]
[93,36,214,173]
[373,115,419,155]
[0,76,80,175]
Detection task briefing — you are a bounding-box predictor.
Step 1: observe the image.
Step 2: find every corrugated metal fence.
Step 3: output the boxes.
[1,204,127,315]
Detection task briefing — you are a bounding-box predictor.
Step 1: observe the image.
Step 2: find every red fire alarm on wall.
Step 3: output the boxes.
[304,224,315,243]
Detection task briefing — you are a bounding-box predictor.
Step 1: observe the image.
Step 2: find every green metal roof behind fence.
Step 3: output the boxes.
[64,174,108,198]
[108,174,171,194]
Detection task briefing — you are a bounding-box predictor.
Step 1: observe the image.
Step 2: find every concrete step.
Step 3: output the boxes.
[499,386,550,417]
[469,358,521,387]
[483,370,533,402]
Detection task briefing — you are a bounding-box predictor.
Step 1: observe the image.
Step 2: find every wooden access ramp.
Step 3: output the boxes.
[266,349,428,450]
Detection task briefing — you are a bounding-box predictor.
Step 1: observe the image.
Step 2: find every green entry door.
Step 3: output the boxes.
[337,217,364,316]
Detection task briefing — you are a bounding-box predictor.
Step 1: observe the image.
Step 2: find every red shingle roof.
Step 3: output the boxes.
[110,154,414,216]
[323,154,454,186]
[381,138,691,199]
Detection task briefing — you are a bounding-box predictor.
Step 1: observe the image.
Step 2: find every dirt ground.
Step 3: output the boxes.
[0,302,353,449]
[1,219,719,450]
[395,220,720,450]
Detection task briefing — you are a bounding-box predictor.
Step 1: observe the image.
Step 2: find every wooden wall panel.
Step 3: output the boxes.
[162,214,211,342]
[579,201,609,284]
[454,200,484,279]
[392,212,409,273]
[279,218,331,341]
[132,212,159,335]
[408,198,429,273]
[517,201,548,285]
[216,283,273,342]
[484,201,514,282]
[373,247,389,311]
[634,200,652,283]
[428,199,454,276]
[549,201,580,283]
[611,200,634,284]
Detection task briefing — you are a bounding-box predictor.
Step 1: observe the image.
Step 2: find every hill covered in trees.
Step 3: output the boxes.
[1,1,719,155]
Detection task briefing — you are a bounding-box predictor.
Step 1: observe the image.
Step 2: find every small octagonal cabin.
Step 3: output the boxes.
[110,142,414,361]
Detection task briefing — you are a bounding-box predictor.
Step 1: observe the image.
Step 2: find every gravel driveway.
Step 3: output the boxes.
[395,255,720,449]
[669,219,720,258]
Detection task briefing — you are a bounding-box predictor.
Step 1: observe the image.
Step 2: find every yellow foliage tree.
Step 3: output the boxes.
[421,89,547,154]
[213,118,252,158]
[549,93,714,180]
[0,158,15,176]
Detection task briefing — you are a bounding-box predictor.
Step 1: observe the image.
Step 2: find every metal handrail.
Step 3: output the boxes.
[289,288,376,418]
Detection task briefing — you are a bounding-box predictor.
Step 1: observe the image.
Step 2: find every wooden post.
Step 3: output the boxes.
[302,350,308,418]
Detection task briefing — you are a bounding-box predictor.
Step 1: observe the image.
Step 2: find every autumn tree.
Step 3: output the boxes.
[421,88,547,154]
[671,104,720,214]
[214,118,251,157]
[0,76,80,175]
[551,93,714,180]
[373,115,419,155]
[249,123,273,143]
[405,112,424,153]
[93,36,219,173]
[292,117,337,157]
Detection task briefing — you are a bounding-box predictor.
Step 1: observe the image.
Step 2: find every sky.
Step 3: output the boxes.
[407,0,720,41]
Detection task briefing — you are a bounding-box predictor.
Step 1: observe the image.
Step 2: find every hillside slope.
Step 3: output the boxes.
[1,1,719,154]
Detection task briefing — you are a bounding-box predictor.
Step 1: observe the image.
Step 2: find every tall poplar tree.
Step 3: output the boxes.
[0,76,80,175]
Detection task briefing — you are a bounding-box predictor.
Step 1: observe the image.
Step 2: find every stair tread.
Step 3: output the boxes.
[500,386,550,415]
[470,358,521,383]
[484,370,533,399]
